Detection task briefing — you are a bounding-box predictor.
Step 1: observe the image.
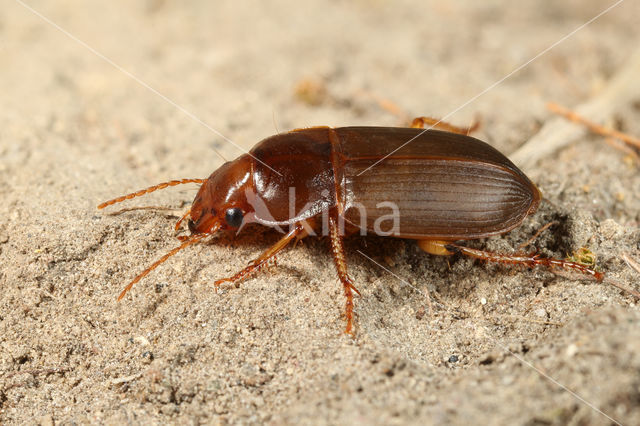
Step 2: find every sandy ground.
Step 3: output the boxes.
[2,1,640,424]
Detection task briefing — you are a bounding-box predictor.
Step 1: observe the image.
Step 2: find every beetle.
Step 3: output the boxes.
[99,117,604,333]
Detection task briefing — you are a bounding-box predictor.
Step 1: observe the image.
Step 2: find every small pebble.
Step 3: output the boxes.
[133,336,150,346]
[534,308,547,318]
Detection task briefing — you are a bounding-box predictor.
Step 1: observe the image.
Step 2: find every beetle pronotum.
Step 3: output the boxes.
[99,117,606,333]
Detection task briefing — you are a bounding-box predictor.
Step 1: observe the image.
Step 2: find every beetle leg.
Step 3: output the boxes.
[214,223,308,287]
[425,241,604,282]
[329,214,360,335]
[411,116,480,135]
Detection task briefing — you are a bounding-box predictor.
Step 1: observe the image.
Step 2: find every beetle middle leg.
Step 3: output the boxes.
[411,117,480,135]
[214,223,308,287]
[328,214,360,334]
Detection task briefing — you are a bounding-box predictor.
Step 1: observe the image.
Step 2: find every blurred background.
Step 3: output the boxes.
[5,0,638,168]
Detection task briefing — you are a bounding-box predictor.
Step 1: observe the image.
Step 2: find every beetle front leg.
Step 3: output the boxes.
[328,214,360,334]
[214,223,308,287]
[411,116,480,135]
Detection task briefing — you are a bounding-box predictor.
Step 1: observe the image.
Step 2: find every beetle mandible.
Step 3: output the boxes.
[99,117,603,333]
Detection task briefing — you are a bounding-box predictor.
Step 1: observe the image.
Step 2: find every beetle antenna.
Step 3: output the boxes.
[117,232,208,301]
[98,178,206,209]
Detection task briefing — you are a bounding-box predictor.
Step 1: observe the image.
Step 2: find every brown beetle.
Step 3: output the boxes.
[99,117,603,333]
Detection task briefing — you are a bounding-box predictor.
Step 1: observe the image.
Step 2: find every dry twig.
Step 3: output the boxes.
[511,51,640,169]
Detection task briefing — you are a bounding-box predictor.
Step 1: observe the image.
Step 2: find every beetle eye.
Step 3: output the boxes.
[224,208,243,228]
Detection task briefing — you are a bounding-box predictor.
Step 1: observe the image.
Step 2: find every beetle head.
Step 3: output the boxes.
[187,155,255,235]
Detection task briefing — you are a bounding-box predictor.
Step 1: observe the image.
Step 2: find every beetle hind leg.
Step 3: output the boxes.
[418,240,604,282]
[411,116,480,135]
[444,242,604,281]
